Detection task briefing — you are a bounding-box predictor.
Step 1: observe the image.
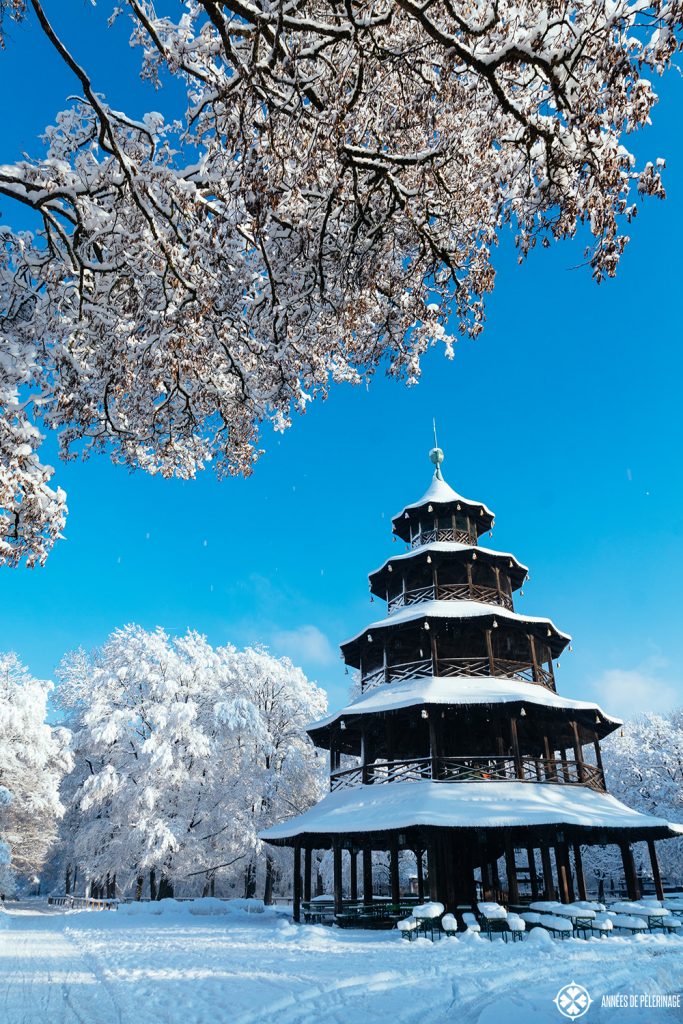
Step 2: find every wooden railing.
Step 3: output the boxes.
[361,657,554,691]
[330,756,605,793]
[48,895,117,910]
[411,528,474,548]
[387,583,513,614]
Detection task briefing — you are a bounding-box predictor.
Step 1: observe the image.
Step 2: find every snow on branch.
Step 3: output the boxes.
[0,0,679,563]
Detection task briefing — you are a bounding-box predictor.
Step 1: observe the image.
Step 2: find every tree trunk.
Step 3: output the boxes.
[135,875,143,901]
[158,875,174,900]
[264,852,274,906]
[149,869,157,902]
[65,865,72,896]
[244,860,256,899]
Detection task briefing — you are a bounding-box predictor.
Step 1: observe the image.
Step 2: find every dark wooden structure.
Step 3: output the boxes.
[262,449,680,924]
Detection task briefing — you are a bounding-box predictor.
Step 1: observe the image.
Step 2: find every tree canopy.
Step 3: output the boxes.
[1,0,680,565]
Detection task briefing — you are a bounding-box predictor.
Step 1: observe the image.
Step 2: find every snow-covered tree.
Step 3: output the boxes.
[56,626,326,898]
[581,710,683,890]
[1,0,681,565]
[0,652,72,892]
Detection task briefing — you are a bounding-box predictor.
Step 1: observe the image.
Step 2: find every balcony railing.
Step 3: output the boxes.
[361,657,554,692]
[330,755,605,793]
[411,527,474,548]
[387,582,513,614]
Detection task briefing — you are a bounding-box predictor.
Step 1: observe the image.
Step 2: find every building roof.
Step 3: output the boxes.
[369,541,529,581]
[260,780,683,843]
[306,676,622,736]
[341,599,571,648]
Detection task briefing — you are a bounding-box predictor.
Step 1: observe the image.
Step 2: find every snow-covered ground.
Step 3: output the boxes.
[0,899,681,1024]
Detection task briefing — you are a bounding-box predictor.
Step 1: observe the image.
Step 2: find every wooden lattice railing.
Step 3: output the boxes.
[329,756,605,793]
[387,583,513,614]
[361,657,554,691]
[411,528,474,548]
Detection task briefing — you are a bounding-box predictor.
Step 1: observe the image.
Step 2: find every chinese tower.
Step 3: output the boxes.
[262,449,681,921]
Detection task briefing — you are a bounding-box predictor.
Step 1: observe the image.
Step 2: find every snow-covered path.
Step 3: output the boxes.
[0,901,681,1024]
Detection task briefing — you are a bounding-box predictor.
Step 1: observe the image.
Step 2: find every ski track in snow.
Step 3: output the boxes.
[0,902,682,1024]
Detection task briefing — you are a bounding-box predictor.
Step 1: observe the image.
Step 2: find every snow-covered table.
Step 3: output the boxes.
[411,902,445,940]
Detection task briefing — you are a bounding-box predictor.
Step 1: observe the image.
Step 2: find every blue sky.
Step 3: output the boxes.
[1,4,682,717]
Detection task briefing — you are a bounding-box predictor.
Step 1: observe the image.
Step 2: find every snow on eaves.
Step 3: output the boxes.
[342,600,571,645]
[260,780,683,842]
[368,541,529,579]
[392,472,494,522]
[307,676,622,733]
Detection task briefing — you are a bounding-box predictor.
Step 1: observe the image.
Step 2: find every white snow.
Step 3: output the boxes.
[342,600,571,646]
[308,676,621,733]
[2,899,681,1024]
[393,472,494,521]
[369,541,528,579]
[260,779,683,841]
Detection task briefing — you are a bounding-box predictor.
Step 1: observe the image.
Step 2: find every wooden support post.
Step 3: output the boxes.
[560,748,571,783]
[563,844,575,902]
[510,716,523,779]
[571,721,585,782]
[293,844,302,923]
[527,846,539,899]
[620,842,641,901]
[481,859,492,900]
[593,733,605,787]
[432,563,439,600]
[504,835,519,904]
[543,735,555,781]
[428,843,439,902]
[485,628,495,676]
[528,634,540,683]
[573,843,587,901]
[491,856,501,895]
[333,841,343,916]
[304,847,312,903]
[416,850,425,902]
[494,566,502,606]
[429,713,439,780]
[363,847,373,904]
[555,844,570,903]
[466,562,474,599]
[647,840,664,901]
[349,850,358,902]
[390,838,400,907]
[361,723,369,785]
[383,643,388,685]
[541,845,554,899]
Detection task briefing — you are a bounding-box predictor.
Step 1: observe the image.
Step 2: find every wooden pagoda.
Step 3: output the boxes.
[261,449,682,923]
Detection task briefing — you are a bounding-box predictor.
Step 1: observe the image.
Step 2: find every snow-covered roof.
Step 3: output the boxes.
[307,676,621,734]
[260,780,683,842]
[392,471,494,523]
[368,542,528,580]
[341,600,571,646]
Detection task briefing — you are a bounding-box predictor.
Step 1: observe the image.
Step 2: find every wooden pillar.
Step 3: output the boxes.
[333,840,343,916]
[304,847,312,903]
[560,748,571,783]
[562,844,575,902]
[555,844,570,903]
[432,563,439,600]
[293,844,302,923]
[428,713,439,779]
[543,734,556,781]
[383,642,388,685]
[363,847,373,904]
[361,724,369,785]
[593,733,605,787]
[429,627,439,677]
[390,838,400,907]
[491,856,501,896]
[527,846,539,899]
[466,561,474,598]
[572,843,587,901]
[647,840,664,901]
[428,842,439,901]
[510,716,523,779]
[494,566,502,605]
[541,844,554,899]
[485,628,495,675]
[620,841,641,901]
[571,721,585,782]
[416,850,425,902]
[504,835,519,904]
[349,850,358,902]
[481,859,492,900]
[528,634,540,683]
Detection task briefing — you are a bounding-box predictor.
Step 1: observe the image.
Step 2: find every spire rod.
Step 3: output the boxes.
[429,422,444,481]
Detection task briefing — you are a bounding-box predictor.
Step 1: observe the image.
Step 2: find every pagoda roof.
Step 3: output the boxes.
[307,676,621,739]
[260,779,683,844]
[341,600,570,661]
[391,463,494,541]
[369,542,528,590]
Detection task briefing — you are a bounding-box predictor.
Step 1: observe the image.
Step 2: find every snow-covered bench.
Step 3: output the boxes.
[537,915,573,939]
[477,901,520,942]
[590,913,614,937]
[506,913,526,941]
[461,912,481,934]
[607,913,648,935]
[397,916,419,941]
[441,913,458,937]
[412,901,445,940]
[610,901,675,931]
